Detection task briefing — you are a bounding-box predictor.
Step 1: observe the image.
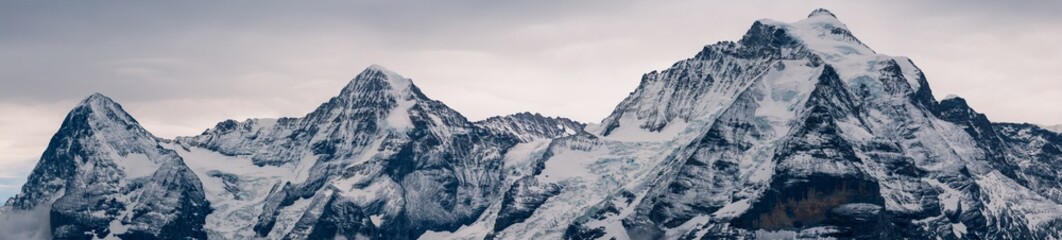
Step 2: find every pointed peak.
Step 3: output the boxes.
[936,94,978,120]
[338,64,417,99]
[65,92,142,130]
[366,63,393,72]
[74,93,127,116]
[808,8,837,18]
[87,92,107,99]
[352,64,411,87]
[80,92,116,105]
[940,95,970,107]
[358,64,406,82]
[73,92,125,113]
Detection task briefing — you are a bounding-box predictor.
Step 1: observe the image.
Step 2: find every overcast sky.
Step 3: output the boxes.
[1,1,1060,199]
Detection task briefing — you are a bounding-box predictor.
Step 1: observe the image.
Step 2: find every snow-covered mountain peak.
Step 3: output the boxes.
[365,64,412,90]
[300,64,427,132]
[5,93,212,239]
[71,93,139,126]
[82,92,111,104]
[598,10,875,139]
[765,11,872,57]
[340,64,415,100]
[757,11,939,100]
[62,93,163,148]
[807,8,837,18]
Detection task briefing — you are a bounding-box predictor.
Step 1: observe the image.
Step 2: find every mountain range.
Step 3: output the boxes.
[2,9,1061,240]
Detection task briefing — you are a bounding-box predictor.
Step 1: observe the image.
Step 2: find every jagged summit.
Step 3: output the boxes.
[599,8,884,137]
[339,64,415,98]
[82,92,110,102]
[807,8,837,18]
[482,112,575,122]
[64,93,147,136]
[939,94,971,108]
[476,112,585,142]
[75,92,123,113]
[297,64,429,133]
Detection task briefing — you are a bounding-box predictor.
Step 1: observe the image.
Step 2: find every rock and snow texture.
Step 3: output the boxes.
[3,8,1062,240]
[561,9,1062,240]
[476,112,585,143]
[173,66,527,239]
[2,94,210,240]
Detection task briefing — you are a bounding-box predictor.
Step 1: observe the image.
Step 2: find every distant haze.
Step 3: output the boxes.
[1,1,1060,199]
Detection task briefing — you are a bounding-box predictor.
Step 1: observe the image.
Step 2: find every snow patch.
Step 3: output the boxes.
[417,222,492,240]
[924,178,960,213]
[754,229,798,240]
[539,146,610,182]
[372,65,417,131]
[601,116,690,142]
[111,153,158,179]
[105,219,129,238]
[952,222,967,238]
[369,214,383,226]
[713,199,752,218]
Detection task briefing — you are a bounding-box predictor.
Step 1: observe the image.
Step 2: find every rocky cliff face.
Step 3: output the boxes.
[4,94,210,239]
[3,8,1061,240]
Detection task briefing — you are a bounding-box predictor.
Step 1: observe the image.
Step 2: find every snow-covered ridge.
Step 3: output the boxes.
[476,112,585,142]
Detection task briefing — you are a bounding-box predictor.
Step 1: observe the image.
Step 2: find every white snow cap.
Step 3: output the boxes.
[81,92,115,106]
[808,8,837,18]
[366,64,397,76]
[363,64,413,92]
[943,94,962,101]
[338,64,416,100]
[75,92,135,123]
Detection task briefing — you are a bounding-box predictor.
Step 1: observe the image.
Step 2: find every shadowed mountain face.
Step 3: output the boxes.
[3,8,1061,240]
